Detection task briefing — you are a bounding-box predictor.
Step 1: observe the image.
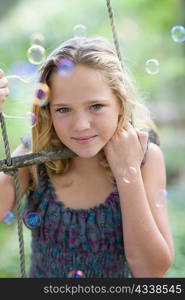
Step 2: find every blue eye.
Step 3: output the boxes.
[56,104,104,114]
[57,107,70,114]
[90,104,104,111]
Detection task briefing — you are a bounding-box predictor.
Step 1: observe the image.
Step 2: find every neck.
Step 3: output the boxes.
[70,152,105,177]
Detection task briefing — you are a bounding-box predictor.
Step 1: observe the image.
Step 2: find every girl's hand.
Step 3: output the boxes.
[0,69,9,113]
[103,122,149,179]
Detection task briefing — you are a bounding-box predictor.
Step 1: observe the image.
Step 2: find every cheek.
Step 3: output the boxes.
[95,113,119,136]
[51,115,66,136]
[100,110,119,126]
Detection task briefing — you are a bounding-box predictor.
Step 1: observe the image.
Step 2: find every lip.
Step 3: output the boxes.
[72,135,97,141]
[71,135,97,144]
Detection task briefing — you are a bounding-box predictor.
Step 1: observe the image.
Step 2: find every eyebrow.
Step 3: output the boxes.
[50,99,109,107]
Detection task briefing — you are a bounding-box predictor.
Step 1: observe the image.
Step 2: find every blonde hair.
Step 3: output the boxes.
[30,36,157,190]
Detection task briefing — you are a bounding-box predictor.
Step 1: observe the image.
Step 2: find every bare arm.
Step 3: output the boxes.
[0,144,30,222]
[116,143,174,277]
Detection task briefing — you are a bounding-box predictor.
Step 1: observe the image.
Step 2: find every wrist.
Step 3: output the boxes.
[114,164,141,184]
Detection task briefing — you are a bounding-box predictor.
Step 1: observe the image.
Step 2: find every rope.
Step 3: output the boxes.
[105,0,123,69]
[105,0,134,125]
[0,113,12,166]
[13,172,26,278]
[0,148,76,174]
[0,112,26,278]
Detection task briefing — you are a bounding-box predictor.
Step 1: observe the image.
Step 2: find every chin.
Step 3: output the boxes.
[63,140,106,158]
[73,146,104,158]
[74,150,99,158]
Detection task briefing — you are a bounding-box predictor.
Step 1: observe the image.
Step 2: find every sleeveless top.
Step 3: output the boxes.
[23,129,160,278]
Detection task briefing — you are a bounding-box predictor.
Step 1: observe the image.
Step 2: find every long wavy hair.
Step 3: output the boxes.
[29,35,157,190]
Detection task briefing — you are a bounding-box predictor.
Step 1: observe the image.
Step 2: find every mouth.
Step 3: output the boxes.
[71,135,97,141]
[71,135,97,144]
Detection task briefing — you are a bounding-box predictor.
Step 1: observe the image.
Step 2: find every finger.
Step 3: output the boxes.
[136,128,148,138]
[124,122,135,133]
[136,130,149,153]
[0,77,8,88]
[0,87,9,97]
[0,69,4,79]
[137,129,149,140]
[0,98,5,113]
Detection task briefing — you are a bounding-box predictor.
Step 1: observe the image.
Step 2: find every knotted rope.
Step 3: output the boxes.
[0,112,26,277]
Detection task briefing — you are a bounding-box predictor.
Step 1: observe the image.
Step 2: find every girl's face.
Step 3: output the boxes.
[49,64,121,158]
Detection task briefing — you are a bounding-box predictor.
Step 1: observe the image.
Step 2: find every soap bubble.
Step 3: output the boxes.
[122,166,137,183]
[26,112,37,128]
[6,74,37,104]
[57,58,74,77]
[33,82,49,106]
[171,25,185,43]
[27,45,46,65]
[8,61,37,78]
[155,189,168,208]
[73,24,87,37]
[3,211,15,225]
[30,32,45,46]
[67,270,85,278]
[145,59,159,75]
[3,113,25,119]
[22,210,42,229]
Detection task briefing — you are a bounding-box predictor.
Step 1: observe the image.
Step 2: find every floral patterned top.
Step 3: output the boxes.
[23,129,160,278]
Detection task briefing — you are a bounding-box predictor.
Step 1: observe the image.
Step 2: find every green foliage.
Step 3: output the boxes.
[0,223,31,278]
[159,126,185,183]
[165,182,185,277]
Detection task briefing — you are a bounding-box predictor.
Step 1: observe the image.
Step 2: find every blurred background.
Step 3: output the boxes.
[0,0,184,277]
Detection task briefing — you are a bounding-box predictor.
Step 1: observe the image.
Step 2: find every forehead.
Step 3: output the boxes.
[49,64,114,101]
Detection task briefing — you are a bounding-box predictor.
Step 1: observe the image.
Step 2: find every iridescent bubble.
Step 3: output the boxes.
[3,211,15,225]
[3,113,25,119]
[145,59,159,75]
[30,32,45,46]
[8,61,37,78]
[27,45,46,65]
[58,58,74,77]
[67,270,85,278]
[33,82,49,106]
[155,189,168,208]
[6,62,37,102]
[171,25,185,43]
[122,166,137,184]
[26,112,37,128]
[73,24,87,37]
[22,210,42,229]
[6,74,34,84]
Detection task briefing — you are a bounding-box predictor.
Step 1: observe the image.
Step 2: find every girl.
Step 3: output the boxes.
[0,36,174,278]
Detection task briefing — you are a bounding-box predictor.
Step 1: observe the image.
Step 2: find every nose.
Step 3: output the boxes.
[73,113,91,132]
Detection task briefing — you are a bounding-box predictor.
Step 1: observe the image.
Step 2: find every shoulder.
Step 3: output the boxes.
[144,142,165,167]
[141,141,166,188]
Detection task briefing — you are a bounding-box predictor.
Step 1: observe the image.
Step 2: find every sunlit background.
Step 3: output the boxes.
[0,0,184,277]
